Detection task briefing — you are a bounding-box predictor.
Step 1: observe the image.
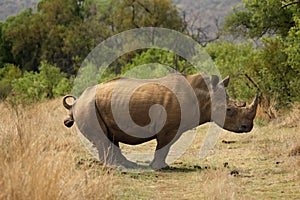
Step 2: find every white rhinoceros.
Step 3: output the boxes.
[63,73,258,169]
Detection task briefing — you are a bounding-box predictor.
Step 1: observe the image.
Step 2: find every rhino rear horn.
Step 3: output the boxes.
[63,95,76,110]
[249,93,259,113]
[219,76,230,87]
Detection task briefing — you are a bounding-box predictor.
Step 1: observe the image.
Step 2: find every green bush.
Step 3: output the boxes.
[121,49,196,78]
[0,64,22,99]
[206,38,300,110]
[206,42,258,101]
[11,62,72,104]
[254,118,268,127]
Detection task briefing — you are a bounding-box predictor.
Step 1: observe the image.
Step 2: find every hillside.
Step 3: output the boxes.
[0,0,241,24]
[0,0,39,21]
[173,0,242,40]
[174,0,241,30]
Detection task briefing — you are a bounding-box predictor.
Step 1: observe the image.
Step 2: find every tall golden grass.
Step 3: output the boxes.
[0,100,114,200]
[1,99,299,199]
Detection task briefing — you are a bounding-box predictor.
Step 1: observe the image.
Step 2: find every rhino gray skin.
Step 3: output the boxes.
[63,73,258,169]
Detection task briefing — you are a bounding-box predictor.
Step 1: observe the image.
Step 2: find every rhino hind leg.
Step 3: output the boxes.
[107,141,139,169]
[150,147,171,170]
[93,125,138,169]
[150,134,175,170]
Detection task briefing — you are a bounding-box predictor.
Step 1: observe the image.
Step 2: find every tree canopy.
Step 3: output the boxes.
[0,0,184,74]
[223,0,298,38]
[209,0,300,113]
[0,0,299,111]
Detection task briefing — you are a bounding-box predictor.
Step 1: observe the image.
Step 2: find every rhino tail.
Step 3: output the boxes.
[63,95,76,128]
[63,95,76,110]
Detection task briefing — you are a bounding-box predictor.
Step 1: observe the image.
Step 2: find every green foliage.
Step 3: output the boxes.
[2,9,40,71]
[1,0,185,76]
[53,77,74,97]
[1,0,298,110]
[285,16,300,74]
[207,36,300,108]
[1,0,86,73]
[11,62,72,103]
[121,49,196,77]
[0,0,191,104]
[217,0,300,110]
[0,64,22,99]
[206,42,259,100]
[254,118,268,127]
[72,62,99,96]
[0,22,14,67]
[284,17,300,104]
[257,37,293,106]
[224,0,295,38]
[112,0,184,31]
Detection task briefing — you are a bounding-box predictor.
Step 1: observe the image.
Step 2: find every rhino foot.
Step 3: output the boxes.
[110,159,139,170]
[121,160,139,169]
[150,161,169,170]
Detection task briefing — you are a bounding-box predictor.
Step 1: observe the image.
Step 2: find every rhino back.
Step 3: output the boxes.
[94,74,199,143]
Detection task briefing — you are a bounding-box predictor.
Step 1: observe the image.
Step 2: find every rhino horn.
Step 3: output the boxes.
[219,76,230,87]
[249,93,259,114]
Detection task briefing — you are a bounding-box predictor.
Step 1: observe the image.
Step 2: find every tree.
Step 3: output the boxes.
[207,42,259,100]
[0,22,14,68]
[2,0,85,73]
[1,0,186,76]
[37,0,85,73]
[120,48,195,78]
[0,64,22,99]
[213,0,300,111]
[113,0,184,31]
[223,0,297,39]
[2,9,42,71]
[85,0,186,77]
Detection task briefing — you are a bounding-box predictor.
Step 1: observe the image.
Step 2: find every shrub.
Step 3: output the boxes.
[11,62,72,104]
[0,64,22,100]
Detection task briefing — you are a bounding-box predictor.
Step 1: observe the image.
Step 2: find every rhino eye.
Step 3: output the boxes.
[226,108,232,112]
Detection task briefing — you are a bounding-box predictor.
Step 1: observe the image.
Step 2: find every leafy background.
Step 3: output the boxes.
[0,0,299,117]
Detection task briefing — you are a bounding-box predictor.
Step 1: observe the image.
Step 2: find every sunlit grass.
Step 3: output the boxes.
[0,100,299,199]
[0,100,114,200]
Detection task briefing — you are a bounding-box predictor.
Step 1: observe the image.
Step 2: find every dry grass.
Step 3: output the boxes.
[0,100,114,200]
[275,103,300,128]
[1,99,299,200]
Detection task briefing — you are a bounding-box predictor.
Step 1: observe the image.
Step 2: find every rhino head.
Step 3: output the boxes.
[208,75,258,133]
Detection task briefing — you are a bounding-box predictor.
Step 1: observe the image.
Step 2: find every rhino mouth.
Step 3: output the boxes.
[236,124,253,133]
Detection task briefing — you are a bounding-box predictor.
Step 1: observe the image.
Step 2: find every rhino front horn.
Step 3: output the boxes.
[249,93,259,114]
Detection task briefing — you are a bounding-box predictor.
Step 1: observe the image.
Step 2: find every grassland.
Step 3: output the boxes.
[0,99,299,200]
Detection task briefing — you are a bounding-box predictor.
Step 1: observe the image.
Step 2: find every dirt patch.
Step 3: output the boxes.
[289,145,300,156]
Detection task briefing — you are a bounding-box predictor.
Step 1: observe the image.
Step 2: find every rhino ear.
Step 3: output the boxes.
[211,75,220,88]
[219,76,230,87]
